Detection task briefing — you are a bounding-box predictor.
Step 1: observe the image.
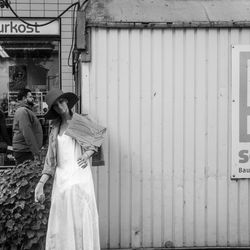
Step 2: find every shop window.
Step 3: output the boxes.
[0,38,60,169]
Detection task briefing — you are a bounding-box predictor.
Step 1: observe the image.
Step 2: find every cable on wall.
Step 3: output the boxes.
[2,0,81,27]
[68,2,78,67]
[68,0,89,67]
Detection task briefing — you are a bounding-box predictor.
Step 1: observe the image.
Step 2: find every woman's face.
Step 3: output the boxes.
[52,98,69,116]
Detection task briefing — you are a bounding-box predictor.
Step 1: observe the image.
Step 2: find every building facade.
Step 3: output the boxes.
[2,0,250,249]
[0,0,76,167]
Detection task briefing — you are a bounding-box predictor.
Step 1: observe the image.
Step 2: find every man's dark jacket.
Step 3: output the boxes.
[12,102,43,155]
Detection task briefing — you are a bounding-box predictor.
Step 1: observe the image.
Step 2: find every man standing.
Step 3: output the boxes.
[12,88,43,165]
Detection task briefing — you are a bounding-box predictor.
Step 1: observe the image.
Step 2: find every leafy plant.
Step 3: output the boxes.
[0,160,52,250]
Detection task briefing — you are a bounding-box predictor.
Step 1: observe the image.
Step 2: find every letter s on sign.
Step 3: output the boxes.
[239,150,249,163]
[26,25,33,33]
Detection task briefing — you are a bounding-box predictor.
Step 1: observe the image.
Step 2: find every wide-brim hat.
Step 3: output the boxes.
[44,88,79,120]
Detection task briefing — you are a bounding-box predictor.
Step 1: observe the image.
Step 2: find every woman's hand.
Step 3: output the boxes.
[77,152,91,169]
[34,182,45,203]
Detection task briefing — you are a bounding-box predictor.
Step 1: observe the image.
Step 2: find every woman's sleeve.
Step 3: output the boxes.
[41,127,56,177]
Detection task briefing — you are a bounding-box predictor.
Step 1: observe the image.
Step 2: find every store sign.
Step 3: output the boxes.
[0,19,59,35]
[232,45,250,178]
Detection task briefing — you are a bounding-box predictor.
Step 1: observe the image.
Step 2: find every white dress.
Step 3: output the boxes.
[45,133,100,250]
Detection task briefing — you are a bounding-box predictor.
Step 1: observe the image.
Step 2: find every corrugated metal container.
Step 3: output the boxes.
[82,27,250,248]
[79,0,250,248]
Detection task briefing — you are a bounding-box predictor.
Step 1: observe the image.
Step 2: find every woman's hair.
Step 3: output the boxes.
[53,98,73,119]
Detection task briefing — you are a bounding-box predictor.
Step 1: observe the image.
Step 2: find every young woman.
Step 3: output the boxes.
[35,89,106,250]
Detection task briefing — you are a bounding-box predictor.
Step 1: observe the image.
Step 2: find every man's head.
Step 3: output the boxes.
[17,88,34,106]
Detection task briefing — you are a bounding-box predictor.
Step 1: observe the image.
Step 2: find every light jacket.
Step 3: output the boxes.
[12,102,43,155]
[42,113,106,177]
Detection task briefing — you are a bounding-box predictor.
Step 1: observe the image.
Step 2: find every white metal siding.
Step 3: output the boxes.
[81,28,250,248]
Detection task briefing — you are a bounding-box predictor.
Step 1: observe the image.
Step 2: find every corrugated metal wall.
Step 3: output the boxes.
[0,0,75,92]
[81,27,250,249]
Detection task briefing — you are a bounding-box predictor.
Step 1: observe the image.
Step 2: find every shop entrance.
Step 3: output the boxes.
[0,38,60,168]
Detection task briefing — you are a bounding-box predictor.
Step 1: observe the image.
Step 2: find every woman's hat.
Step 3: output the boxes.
[44,88,79,120]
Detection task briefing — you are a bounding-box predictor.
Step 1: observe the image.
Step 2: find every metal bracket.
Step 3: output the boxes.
[80,28,91,62]
[76,10,91,62]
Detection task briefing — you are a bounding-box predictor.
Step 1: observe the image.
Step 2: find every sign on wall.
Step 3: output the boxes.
[0,19,60,35]
[232,45,250,178]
